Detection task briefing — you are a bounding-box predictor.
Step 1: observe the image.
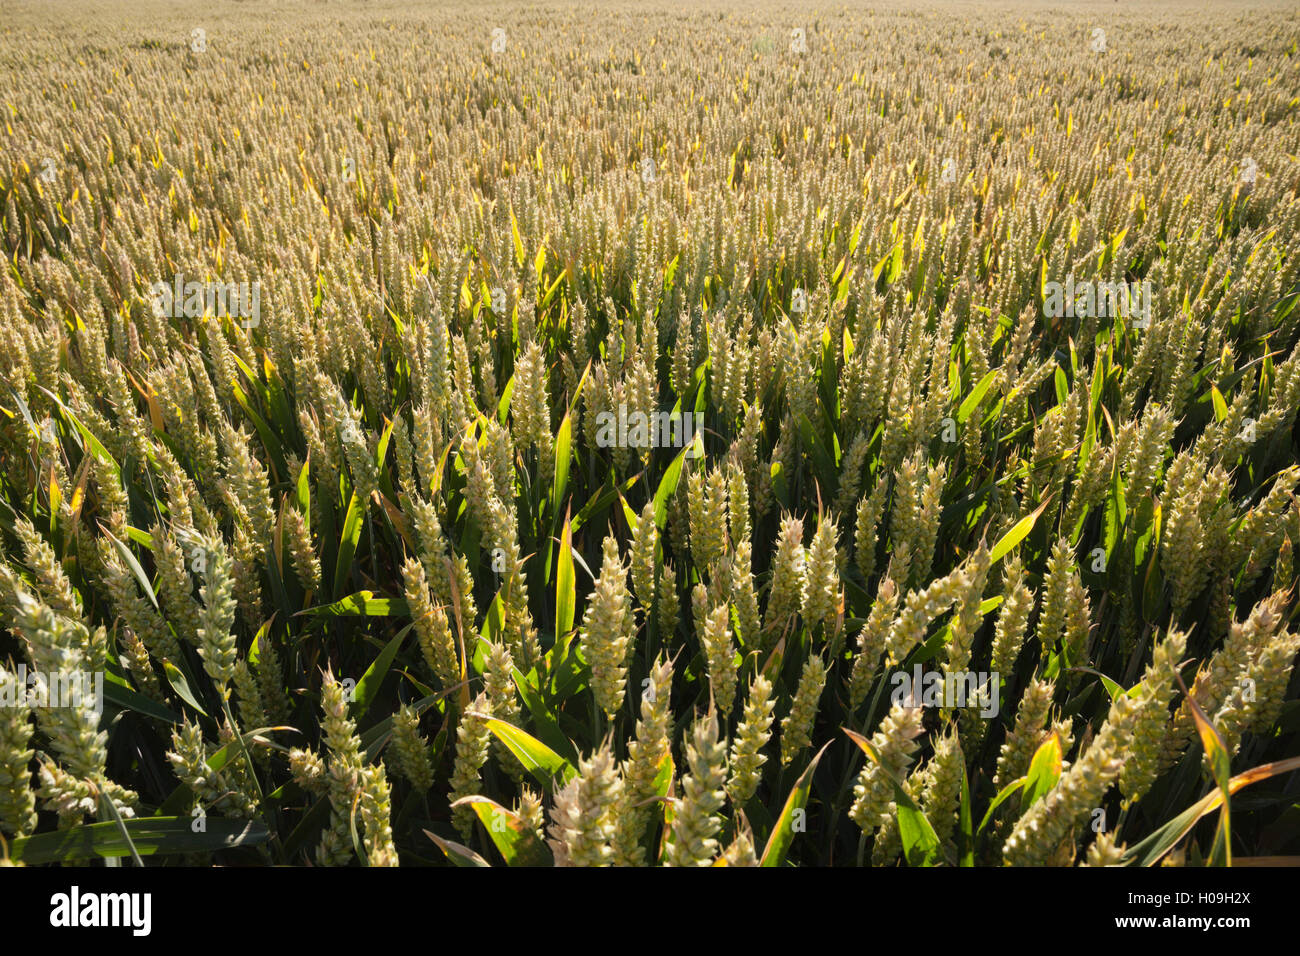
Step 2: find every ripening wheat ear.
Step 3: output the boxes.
[3,584,135,822]
[687,466,729,570]
[0,664,37,837]
[547,738,622,867]
[630,501,658,613]
[699,602,739,718]
[12,517,81,619]
[920,725,965,850]
[1003,679,1153,867]
[885,564,970,666]
[510,340,554,477]
[385,704,433,793]
[848,698,924,837]
[1159,593,1285,772]
[1119,629,1187,806]
[404,557,459,688]
[945,540,991,676]
[765,514,806,634]
[781,655,827,767]
[803,512,841,632]
[282,504,322,593]
[1212,625,1300,763]
[356,763,399,866]
[1084,832,1128,866]
[613,654,674,865]
[484,641,527,780]
[194,538,239,697]
[994,677,1056,790]
[316,671,367,866]
[721,827,761,867]
[580,535,634,719]
[849,577,897,708]
[990,556,1033,683]
[448,693,494,841]
[666,707,728,867]
[728,673,775,805]
[96,534,180,664]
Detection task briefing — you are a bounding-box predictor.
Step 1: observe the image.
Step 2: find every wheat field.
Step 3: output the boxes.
[1,0,1299,867]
